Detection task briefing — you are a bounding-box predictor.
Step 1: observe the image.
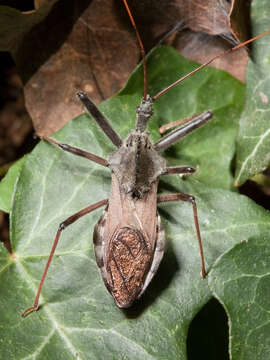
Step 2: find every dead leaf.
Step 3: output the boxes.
[23,0,139,135]
[230,0,251,45]
[172,30,248,82]
[1,0,253,135]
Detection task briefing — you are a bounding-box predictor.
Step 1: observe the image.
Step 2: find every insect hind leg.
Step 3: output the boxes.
[22,199,108,318]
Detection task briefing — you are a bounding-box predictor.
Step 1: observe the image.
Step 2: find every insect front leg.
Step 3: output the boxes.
[22,199,108,318]
[154,111,213,152]
[41,136,109,167]
[164,166,196,175]
[159,113,202,135]
[77,91,122,148]
[157,193,206,278]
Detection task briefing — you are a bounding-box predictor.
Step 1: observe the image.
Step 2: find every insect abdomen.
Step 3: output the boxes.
[106,227,152,308]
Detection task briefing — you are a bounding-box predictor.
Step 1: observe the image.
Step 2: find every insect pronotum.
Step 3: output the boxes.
[22,0,270,317]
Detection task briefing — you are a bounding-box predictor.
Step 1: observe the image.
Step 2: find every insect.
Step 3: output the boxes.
[22,0,270,316]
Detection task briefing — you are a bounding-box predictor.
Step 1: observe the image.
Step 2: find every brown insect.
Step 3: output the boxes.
[22,0,270,316]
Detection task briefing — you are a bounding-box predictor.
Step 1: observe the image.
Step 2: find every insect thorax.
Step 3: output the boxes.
[108,131,166,198]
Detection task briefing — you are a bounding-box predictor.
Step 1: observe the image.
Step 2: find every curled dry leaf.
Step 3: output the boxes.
[230,0,251,44]
[161,0,251,82]
[175,0,231,35]
[173,30,248,82]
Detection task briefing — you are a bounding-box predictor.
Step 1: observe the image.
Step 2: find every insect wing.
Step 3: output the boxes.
[94,175,160,307]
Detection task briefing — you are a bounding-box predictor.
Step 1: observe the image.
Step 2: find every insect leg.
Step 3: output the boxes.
[42,136,108,167]
[154,111,213,152]
[164,166,196,175]
[159,112,202,135]
[77,91,122,148]
[157,193,206,278]
[22,199,108,318]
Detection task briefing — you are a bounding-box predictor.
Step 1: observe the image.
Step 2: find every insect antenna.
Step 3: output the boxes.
[122,0,148,99]
[153,29,270,100]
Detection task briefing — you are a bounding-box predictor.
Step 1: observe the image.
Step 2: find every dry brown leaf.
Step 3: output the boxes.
[16,0,252,135]
[172,30,248,82]
[23,0,139,136]
[230,0,251,44]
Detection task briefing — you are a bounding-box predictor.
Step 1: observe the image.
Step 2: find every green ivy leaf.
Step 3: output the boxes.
[0,157,26,213]
[235,0,270,186]
[209,236,270,359]
[0,47,268,359]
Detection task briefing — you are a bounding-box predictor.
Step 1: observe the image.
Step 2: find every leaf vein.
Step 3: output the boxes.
[235,127,270,184]
[17,260,83,360]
